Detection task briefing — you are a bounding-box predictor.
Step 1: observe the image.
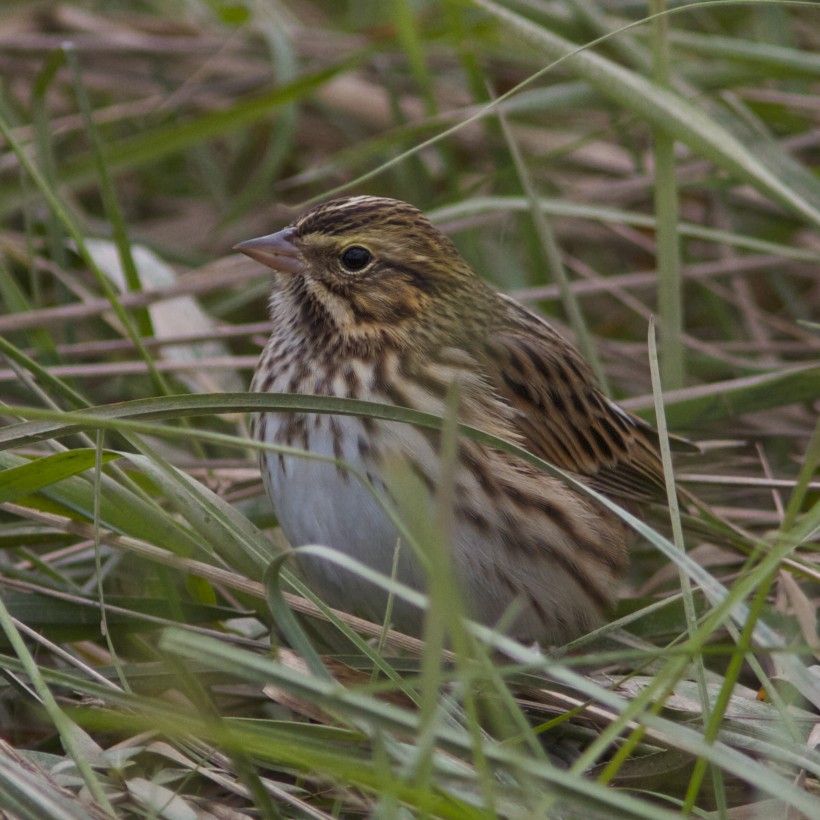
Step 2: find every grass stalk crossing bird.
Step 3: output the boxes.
[237,195,674,644]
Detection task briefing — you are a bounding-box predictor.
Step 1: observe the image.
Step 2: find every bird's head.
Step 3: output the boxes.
[235,196,486,348]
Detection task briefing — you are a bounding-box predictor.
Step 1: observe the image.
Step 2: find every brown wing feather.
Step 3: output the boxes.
[483,297,668,503]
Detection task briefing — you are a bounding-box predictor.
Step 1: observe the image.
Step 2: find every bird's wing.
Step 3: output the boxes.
[481,298,671,503]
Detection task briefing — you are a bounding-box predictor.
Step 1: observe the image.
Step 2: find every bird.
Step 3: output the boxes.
[236,195,670,645]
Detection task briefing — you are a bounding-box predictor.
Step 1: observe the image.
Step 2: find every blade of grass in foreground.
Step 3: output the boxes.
[0,594,116,814]
[154,627,678,819]
[0,396,810,673]
[3,457,815,813]
[0,449,119,504]
[648,317,725,812]
[7,395,813,721]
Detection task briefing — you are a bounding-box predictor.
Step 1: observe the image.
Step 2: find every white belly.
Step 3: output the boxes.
[259,410,429,632]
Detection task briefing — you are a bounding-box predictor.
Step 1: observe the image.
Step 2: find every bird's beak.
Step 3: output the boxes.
[233,227,303,275]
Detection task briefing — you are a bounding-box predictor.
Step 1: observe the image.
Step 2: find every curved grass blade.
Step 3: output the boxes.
[0,449,119,504]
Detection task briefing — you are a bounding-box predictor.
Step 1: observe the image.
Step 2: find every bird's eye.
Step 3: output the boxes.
[339,245,372,272]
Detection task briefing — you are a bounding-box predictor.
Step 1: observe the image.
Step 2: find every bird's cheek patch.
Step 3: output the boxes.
[348,283,426,324]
